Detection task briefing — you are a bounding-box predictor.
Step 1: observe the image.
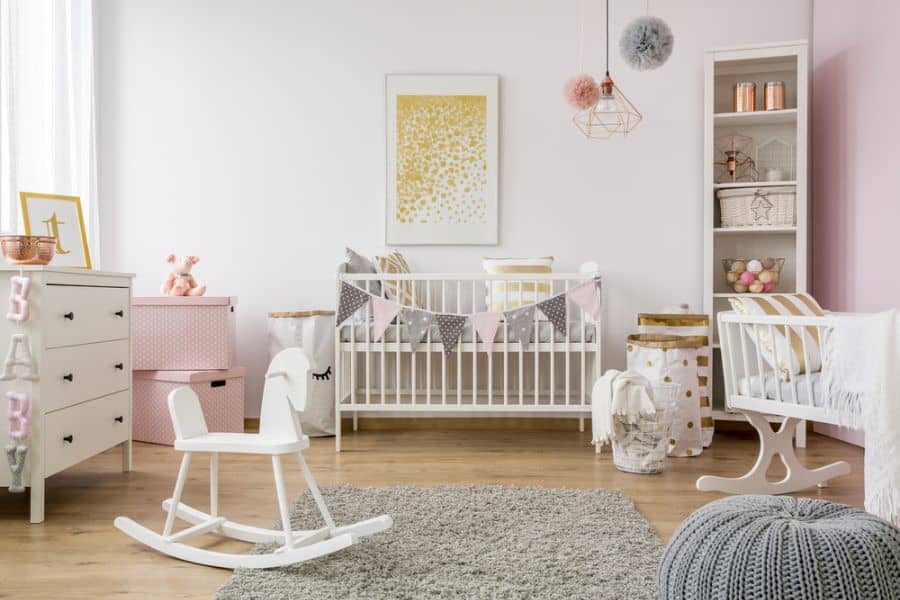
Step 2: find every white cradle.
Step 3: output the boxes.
[697,310,856,495]
[334,269,603,451]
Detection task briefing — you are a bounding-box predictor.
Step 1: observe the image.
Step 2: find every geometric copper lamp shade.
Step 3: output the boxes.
[573,74,642,139]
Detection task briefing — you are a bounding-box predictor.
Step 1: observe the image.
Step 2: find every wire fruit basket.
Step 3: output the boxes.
[611,383,681,474]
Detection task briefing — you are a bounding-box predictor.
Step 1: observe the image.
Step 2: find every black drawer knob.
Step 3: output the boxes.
[64,312,74,320]
[63,373,74,382]
[63,435,74,443]
[114,363,124,370]
[114,416,124,423]
[114,310,124,317]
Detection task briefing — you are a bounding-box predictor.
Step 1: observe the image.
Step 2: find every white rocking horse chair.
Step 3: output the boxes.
[115,348,392,569]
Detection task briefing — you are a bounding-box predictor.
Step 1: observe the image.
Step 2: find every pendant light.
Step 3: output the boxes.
[571,0,642,139]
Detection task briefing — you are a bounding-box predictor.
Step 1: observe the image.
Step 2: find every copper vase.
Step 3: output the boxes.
[733,82,756,112]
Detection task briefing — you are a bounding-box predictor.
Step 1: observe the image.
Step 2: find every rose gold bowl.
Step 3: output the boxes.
[0,235,57,265]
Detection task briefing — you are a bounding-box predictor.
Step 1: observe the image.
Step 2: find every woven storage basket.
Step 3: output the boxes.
[718,186,795,227]
[611,383,681,474]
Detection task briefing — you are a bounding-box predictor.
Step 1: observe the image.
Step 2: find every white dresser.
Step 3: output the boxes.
[0,267,134,523]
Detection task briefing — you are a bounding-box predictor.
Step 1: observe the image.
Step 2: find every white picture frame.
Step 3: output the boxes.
[19,191,92,269]
[386,74,499,245]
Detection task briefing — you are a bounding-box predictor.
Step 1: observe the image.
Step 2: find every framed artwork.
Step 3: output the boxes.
[386,74,499,245]
[19,192,92,269]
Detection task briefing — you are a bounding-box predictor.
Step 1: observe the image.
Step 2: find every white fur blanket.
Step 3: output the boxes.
[823,310,900,525]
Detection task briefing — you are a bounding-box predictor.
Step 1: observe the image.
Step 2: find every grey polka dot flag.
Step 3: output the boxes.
[435,313,468,356]
[537,293,567,336]
[402,308,433,351]
[504,305,536,345]
[336,282,371,326]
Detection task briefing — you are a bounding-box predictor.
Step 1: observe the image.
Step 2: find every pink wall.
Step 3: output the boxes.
[812,0,900,312]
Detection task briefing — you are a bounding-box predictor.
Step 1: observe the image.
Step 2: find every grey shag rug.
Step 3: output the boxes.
[217,485,663,599]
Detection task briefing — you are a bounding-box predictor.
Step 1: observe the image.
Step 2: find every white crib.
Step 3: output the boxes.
[697,310,854,494]
[334,269,603,451]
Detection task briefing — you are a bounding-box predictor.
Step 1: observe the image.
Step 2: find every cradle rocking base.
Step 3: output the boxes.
[696,410,851,495]
[115,502,392,570]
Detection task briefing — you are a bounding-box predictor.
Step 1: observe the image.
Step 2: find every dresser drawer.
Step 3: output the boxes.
[43,285,130,348]
[42,339,131,412]
[44,391,130,477]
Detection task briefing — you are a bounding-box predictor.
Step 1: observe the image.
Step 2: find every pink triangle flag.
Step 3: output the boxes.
[470,311,503,352]
[372,297,402,342]
[567,279,602,320]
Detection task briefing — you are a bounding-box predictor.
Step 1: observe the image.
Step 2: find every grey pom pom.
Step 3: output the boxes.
[619,16,674,71]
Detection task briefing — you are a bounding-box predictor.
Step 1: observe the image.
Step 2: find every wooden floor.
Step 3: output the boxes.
[0,423,863,599]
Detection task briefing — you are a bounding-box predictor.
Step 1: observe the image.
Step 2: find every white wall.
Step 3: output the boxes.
[96,0,811,416]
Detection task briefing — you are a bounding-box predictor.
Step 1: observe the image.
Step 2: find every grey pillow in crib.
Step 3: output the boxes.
[344,247,381,296]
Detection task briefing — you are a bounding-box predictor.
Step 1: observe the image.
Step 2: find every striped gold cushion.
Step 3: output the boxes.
[728,293,825,379]
[482,257,553,312]
[374,251,423,308]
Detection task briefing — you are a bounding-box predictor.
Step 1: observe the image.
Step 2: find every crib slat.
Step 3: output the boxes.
[396,278,401,405]
[564,279,570,406]
[365,280,371,405]
[457,280,462,405]
[752,325,766,392]
[739,323,752,395]
[350,295,356,405]
[800,327,813,405]
[580,289,586,407]
[768,324,783,404]
[441,280,447,405]
[518,281,524,406]
[426,285,432,405]
[472,280,477,405]
[534,278,539,406]
[411,284,416,406]
[503,279,509,406]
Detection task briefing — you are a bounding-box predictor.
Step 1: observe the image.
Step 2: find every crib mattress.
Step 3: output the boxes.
[738,372,824,407]
[340,322,596,344]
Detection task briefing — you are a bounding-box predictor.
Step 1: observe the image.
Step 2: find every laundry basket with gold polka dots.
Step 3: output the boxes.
[611,383,681,474]
[626,334,705,457]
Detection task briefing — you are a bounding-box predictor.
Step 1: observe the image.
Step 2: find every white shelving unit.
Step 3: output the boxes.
[703,40,810,421]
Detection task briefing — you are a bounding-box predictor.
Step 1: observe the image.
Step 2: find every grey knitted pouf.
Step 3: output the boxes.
[659,495,900,599]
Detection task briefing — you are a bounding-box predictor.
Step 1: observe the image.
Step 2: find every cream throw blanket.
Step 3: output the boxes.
[591,370,655,448]
[823,310,900,526]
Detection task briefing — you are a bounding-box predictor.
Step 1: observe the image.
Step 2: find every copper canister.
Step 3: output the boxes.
[764,81,785,110]
[733,82,756,112]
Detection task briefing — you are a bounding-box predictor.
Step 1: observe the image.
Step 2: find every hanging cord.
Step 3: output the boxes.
[577,0,585,72]
[605,0,609,76]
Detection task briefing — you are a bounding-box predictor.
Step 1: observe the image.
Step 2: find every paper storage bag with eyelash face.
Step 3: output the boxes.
[627,334,703,457]
[637,313,713,447]
[268,311,335,436]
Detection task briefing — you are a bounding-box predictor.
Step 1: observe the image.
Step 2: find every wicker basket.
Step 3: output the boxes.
[611,383,681,474]
[718,186,795,227]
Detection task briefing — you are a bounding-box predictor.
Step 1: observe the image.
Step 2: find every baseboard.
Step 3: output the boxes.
[244,415,762,434]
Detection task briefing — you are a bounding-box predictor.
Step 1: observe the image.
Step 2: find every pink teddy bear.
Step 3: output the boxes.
[161,254,206,296]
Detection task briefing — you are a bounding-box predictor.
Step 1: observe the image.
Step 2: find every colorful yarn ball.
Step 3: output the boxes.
[747,259,763,273]
[563,73,600,110]
[739,271,756,286]
[763,282,776,293]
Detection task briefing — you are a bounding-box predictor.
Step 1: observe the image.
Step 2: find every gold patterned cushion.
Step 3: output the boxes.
[374,251,423,308]
[482,257,553,312]
[728,293,825,378]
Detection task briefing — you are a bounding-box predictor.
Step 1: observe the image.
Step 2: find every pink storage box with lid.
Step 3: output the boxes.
[133,368,245,445]
[132,296,237,370]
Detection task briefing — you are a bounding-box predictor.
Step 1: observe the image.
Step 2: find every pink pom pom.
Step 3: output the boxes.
[763,282,775,293]
[739,271,756,285]
[563,73,600,110]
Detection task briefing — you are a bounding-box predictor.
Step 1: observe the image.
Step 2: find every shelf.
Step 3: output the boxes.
[713,108,797,126]
[713,180,796,189]
[712,292,795,298]
[713,226,797,235]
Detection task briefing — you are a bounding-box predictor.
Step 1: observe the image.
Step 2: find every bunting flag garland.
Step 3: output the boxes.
[336,281,372,326]
[372,296,402,341]
[470,312,503,352]
[568,279,602,321]
[336,277,602,353]
[504,305,536,345]
[434,313,468,356]
[537,293,567,336]
[402,308,433,351]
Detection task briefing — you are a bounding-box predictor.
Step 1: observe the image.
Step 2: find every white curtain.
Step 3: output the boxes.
[0,0,99,265]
